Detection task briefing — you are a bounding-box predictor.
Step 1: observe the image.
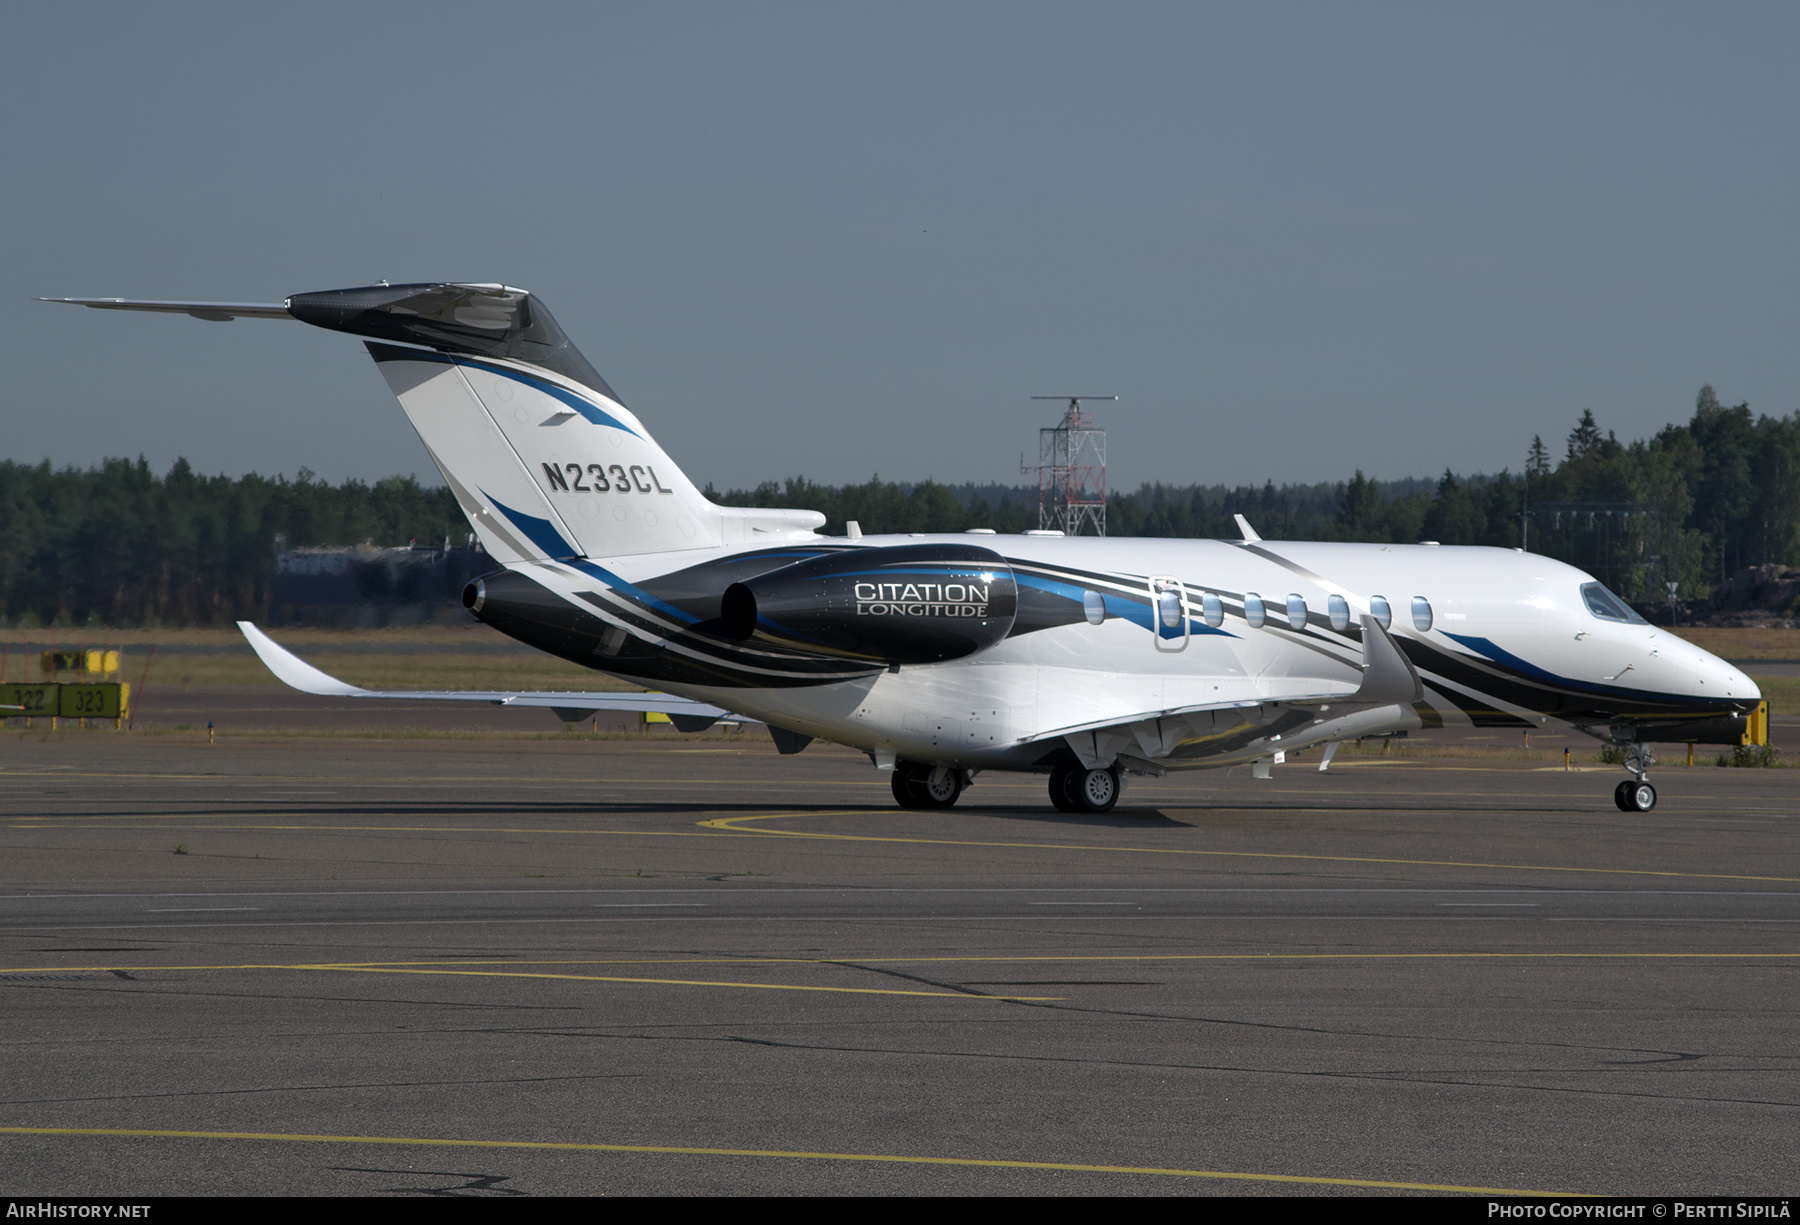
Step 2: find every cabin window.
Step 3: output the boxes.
[1244,592,1266,629]
[1328,594,1350,631]
[1370,595,1391,630]
[1411,596,1433,632]
[1201,591,1223,628]
[1285,594,1307,630]
[1581,582,1647,625]
[1158,589,1182,628]
[1083,589,1106,626]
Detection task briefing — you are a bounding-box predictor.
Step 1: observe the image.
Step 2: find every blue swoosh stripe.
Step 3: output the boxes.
[1443,632,1639,696]
[1014,574,1089,602]
[460,358,640,436]
[565,558,700,625]
[484,491,580,560]
[833,567,1002,580]
[370,345,640,436]
[1014,574,1232,638]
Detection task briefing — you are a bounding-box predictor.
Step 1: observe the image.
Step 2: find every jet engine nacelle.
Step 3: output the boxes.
[462,568,616,660]
[720,543,1018,666]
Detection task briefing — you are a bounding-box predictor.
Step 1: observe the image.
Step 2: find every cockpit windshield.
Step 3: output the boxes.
[1581,582,1647,625]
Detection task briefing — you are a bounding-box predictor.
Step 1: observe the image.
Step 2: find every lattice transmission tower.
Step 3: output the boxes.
[1024,396,1115,536]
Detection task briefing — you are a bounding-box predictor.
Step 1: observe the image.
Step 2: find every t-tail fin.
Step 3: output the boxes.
[44,282,825,563]
[289,283,745,563]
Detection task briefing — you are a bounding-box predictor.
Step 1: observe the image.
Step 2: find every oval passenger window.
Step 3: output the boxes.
[1370,595,1392,630]
[1411,596,1433,632]
[1201,592,1223,628]
[1244,593,1266,629]
[1158,590,1182,629]
[1328,594,1349,631]
[1083,589,1106,626]
[1285,594,1307,630]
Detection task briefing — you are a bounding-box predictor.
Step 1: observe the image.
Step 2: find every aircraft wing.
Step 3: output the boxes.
[237,622,738,724]
[1028,613,1424,743]
[39,297,295,321]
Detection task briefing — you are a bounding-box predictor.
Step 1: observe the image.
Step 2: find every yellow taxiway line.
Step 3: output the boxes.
[0,960,1056,1000]
[8,951,1795,977]
[0,1126,1582,1196]
[695,811,1800,883]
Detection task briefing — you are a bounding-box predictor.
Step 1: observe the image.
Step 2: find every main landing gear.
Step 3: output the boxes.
[1613,743,1657,812]
[1048,763,1122,814]
[891,761,967,809]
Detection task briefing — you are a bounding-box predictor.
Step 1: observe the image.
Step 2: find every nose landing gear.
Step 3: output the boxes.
[1613,744,1657,812]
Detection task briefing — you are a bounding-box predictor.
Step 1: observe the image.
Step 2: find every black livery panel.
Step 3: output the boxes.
[720,544,1018,666]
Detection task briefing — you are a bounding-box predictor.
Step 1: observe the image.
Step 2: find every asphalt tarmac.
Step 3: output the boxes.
[2,734,1796,1197]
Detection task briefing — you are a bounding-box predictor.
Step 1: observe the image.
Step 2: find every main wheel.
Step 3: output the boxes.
[912,765,964,809]
[1627,781,1657,812]
[1049,765,1123,813]
[1613,779,1634,811]
[1069,766,1121,814]
[892,761,963,809]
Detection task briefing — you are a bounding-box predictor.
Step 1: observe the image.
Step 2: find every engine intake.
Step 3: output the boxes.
[720,543,1017,666]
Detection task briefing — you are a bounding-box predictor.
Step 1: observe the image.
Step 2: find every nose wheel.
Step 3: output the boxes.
[1613,743,1657,812]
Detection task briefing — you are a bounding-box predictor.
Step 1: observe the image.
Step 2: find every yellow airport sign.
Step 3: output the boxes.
[59,683,129,720]
[0,684,60,717]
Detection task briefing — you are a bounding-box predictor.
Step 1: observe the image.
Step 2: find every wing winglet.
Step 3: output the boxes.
[238,622,369,696]
[234,622,743,721]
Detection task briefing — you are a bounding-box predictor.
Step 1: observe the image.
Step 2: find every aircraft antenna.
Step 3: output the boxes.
[1024,396,1116,536]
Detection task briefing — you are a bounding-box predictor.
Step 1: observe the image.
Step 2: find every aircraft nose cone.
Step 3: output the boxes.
[1724,663,1760,702]
[1698,653,1759,702]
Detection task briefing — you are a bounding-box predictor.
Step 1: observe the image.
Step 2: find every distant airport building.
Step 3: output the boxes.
[269,537,493,627]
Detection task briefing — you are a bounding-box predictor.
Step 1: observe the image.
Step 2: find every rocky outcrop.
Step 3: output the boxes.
[1636,564,1800,627]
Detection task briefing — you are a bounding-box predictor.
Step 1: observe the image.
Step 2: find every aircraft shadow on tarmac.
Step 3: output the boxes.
[957,805,1192,829]
[327,1168,525,1198]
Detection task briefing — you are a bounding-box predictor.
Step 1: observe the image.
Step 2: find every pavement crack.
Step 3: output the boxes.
[824,961,996,998]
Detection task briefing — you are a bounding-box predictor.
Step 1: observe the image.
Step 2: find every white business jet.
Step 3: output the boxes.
[43,284,1760,813]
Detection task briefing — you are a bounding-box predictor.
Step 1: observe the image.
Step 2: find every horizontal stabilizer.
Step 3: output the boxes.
[39,297,293,321]
[236,622,736,720]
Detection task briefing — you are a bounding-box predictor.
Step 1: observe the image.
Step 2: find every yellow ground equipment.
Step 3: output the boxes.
[1743,700,1769,746]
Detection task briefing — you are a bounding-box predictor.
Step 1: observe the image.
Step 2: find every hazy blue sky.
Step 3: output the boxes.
[6,2,1796,492]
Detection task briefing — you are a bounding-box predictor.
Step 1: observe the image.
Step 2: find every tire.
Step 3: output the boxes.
[1071,766,1120,814]
[1628,781,1656,812]
[892,761,962,809]
[1048,765,1079,812]
[1613,780,1633,812]
[891,762,925,809]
